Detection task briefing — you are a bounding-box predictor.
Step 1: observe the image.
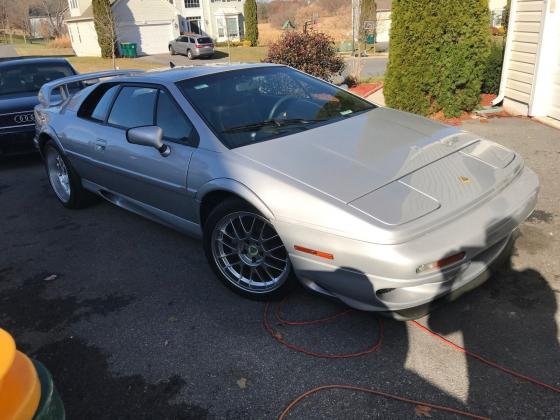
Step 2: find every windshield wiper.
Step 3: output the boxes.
[222,118,325,133]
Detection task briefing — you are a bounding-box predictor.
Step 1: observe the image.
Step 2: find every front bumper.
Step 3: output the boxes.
[0,128,36,156]
[274,166,539,314]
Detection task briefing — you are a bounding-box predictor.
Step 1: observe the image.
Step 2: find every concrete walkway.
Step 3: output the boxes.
[366,87,385,106]
[0,44,18,59]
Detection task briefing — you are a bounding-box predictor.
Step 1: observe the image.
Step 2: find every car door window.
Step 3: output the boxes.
[189,37,195,43]
[180,36,189,42]
[108,86,157,128]
[156,90,195,144]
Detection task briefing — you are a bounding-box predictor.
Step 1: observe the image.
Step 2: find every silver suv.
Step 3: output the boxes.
[169,34,214,59]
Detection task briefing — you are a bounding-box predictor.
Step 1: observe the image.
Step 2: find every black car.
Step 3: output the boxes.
[0,57,77,156]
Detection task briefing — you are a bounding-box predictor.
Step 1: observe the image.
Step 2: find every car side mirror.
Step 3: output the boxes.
[126,126,170,156]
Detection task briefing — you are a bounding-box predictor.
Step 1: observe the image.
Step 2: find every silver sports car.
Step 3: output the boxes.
[34,64,539,318]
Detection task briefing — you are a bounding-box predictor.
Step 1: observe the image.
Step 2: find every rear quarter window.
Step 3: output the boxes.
[78,83,119,121]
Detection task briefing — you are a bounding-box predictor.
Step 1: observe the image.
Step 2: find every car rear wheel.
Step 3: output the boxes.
[44,141,94,209]
[187,49,193,60]
[203,198,296,300]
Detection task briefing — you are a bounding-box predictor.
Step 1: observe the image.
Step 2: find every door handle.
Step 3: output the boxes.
[94,139,107,151]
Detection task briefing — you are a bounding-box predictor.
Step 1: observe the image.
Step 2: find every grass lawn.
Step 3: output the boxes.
[12,42,268,72]
[67,57,161,73]
[14,42,162,72]
[214,46,268,62]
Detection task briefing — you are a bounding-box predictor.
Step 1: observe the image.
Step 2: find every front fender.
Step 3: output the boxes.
[196,178,275,220]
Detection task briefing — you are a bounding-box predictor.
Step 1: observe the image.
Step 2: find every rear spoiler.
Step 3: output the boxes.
[38,69,144,107]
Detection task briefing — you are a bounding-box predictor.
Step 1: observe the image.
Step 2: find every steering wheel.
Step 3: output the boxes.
[268,96,298,120]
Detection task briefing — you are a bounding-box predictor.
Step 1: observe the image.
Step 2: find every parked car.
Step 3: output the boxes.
[168,35,214,59]
[0,57,77,156]
[34,65,539,319]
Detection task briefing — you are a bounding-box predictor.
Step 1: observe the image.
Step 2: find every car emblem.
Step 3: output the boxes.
[458,175,471,185]
[14,113,35,124]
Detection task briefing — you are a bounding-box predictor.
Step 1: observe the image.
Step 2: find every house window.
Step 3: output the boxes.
[226,16,239,37]
[69,0,78,8]
[184,0,200,7]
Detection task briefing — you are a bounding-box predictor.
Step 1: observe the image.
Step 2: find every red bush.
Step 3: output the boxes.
[264,31,344,81]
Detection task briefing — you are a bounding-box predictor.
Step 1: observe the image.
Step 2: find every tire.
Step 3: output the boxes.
[203,198,296,300]
[43,141,95,209]
[169,45,176,55]
[187,49,193,60]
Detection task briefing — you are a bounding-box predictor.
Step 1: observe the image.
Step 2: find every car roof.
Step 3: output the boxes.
[114,63,284,84]
[0,57,71,68]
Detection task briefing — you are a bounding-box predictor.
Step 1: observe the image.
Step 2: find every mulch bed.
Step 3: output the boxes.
[349,82,383,98]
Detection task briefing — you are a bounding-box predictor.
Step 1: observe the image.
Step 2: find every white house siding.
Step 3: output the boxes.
[502,0,545,114]
[67,21,102,57]
[375,10,391,44]
[113,0,180,54]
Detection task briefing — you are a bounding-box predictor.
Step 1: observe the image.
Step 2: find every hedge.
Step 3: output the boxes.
[384,0,491,117]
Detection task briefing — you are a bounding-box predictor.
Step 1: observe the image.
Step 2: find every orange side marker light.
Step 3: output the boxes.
[294,245,334,260]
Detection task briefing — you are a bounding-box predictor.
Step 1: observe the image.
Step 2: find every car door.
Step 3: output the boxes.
[89,84,199,221]
[179,36,189,54]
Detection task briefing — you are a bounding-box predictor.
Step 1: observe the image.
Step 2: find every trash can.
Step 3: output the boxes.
[120,42,129,57]
[128,43,137,58]
[120,42,133,58]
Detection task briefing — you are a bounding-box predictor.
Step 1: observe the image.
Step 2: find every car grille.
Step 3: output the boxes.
[0,111,35,129]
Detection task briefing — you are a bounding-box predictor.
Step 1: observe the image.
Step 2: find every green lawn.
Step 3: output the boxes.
[214,46,268,62]
[14,42,161,72]
[13,41,268,70]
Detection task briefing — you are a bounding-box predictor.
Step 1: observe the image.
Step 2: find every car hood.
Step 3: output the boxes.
[0,93,39,114]
[234,107,480,203]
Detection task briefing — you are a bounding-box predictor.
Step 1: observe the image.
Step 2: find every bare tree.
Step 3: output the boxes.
[38,0,68,37]
[0,0,33,42]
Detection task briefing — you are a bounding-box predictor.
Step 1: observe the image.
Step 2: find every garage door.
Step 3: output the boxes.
[119,22,173,55]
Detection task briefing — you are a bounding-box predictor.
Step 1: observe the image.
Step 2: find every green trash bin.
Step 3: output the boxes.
[32,359,65,420]
[121,42,137,58]
[120,42,128,57]
[128,43,137,58]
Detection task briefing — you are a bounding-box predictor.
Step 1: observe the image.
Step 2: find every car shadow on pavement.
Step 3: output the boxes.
[424,217,559,417]
[279,217,559,418]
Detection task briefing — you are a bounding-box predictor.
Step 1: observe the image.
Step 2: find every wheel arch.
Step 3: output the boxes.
[197,179,274,227]
[37,128,65,157]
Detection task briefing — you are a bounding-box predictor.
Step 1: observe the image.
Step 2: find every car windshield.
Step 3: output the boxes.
[0,63,75,96]
[176,66,376,148]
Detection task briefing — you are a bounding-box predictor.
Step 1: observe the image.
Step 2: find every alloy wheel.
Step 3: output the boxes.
[46,147,71,203]
[211,212,291,293]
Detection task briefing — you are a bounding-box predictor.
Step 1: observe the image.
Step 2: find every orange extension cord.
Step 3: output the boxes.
[264,298,560,419]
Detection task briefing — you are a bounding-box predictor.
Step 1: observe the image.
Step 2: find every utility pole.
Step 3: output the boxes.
[351,0,355,55]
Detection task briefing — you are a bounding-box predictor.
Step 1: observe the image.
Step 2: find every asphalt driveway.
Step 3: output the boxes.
[0,117,558,419]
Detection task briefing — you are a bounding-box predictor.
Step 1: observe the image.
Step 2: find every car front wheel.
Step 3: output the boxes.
[203,198,296,300]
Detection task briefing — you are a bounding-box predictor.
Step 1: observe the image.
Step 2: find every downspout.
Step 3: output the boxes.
[492,0,518,106]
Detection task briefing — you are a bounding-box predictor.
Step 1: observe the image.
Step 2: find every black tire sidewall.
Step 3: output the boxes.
[203,198,296,301]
